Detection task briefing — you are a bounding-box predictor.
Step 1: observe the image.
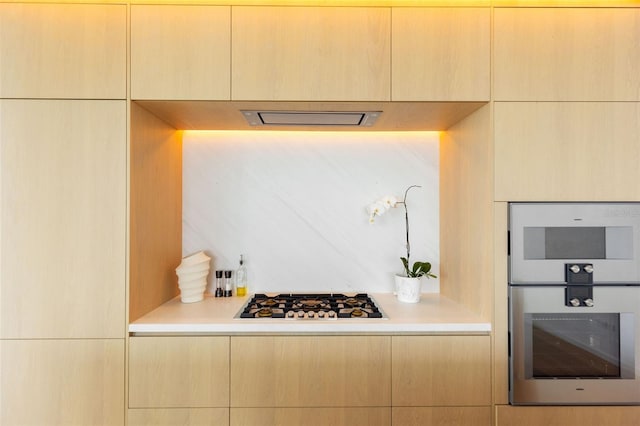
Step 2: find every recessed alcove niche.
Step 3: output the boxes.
[182,130,439,294]
[130,102,492,323]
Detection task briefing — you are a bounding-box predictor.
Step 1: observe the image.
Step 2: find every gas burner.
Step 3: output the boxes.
[257,308,273,317]
[236,293,386,320]
[299,299,322,307]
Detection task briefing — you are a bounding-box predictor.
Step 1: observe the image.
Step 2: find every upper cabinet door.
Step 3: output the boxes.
[494,102,640,202]
[131,5,231,101]
[392,8,490,101]
[0,4,126,99]
[494,8,640,101]
[232,7,391,102]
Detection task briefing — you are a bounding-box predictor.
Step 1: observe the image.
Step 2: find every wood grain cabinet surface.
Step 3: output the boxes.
[230,408,391,426]
[0,99,126,339]
[230,335,391,407]
[131,5,231,100]
[494,8,640,101]
[129,408,229,426]
[496,405,640,426]
[0,339,124,426]
[129,336,230,408]
[231,7,391,101]
[393,407,492,426]
[392,335,491,407]
[0,3,126,99]
[392,8,490,101]
[494,102,640,202]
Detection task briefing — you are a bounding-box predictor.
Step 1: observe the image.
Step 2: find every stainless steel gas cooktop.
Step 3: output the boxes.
[235,293,386,320]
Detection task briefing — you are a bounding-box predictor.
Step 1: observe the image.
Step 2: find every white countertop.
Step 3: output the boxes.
[129,293,491,335]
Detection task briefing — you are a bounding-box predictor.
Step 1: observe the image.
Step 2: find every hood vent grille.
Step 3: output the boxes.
[241,110,381,127]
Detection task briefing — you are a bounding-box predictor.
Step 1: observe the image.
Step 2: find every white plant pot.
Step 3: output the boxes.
[395,275,421,303]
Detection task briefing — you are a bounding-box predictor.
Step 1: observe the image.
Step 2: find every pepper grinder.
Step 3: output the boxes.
[224,270,233,297]
[214,270,224,298]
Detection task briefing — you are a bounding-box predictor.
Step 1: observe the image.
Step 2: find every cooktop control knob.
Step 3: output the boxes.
[297,310,305,318]
[584,298,594,307]
[328,311,336,318]
[318,311,325,318]
[570,298,581,307]
[307,311,315,319]
[287,311,295,318]
[569,264,581,274]
[584,264,594,274]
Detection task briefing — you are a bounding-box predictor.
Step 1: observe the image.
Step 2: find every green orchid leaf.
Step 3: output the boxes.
[400,257,409,272]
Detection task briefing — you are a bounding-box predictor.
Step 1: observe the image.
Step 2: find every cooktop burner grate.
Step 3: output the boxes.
[236,293,386,320]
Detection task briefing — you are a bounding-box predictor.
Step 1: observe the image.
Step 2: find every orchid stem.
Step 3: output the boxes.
[401,185,421,274]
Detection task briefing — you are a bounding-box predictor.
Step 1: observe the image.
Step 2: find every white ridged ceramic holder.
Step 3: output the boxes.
[176,251,211,303]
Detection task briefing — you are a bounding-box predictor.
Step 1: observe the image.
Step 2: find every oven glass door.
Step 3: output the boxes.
[525,313,623,379]
[510,286,640,405]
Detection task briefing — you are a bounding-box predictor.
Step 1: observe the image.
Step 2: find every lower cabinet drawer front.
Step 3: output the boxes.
[128,408,229,426]
[129,336,230,408]
[392,335,491,406]
[393,407,492,426]
[230,407,391,426]
[496,405,640,426]
[230,336,391,407]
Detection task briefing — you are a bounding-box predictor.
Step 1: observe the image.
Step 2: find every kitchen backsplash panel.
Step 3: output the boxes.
[182,131,439,293]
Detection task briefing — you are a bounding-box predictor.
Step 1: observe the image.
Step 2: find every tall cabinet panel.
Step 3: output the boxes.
[494,8,640,101]
[392,8,490,101]
[131,5,231,100]
[0,100,126,339]
[0,3,126,99]
[0,3,127,424]
[232,7,391,101]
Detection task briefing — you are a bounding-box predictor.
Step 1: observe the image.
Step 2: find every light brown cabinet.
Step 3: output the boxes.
[0,99,127,339]
[392,335,491,407]
[495,405,640,426]
[0,339,124,425]
[129,409,228,426]
[494,8,640,101]
[230,408,391,426]
[129,336,230,408]
[0,3,126,99]
[0,5,128,424]
[392,8,490,101]
[130,5,231,100]
[393,407,492,426]
[494,102,640,202]
[127,334,491,426]
[392,336,491,425]
[231,7,391,101]
[230,335,391,407]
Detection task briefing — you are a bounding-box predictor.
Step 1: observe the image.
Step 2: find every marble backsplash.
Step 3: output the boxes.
[182,130,439,294]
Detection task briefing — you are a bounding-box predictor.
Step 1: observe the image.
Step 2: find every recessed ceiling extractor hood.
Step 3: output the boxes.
[241,110,381,127]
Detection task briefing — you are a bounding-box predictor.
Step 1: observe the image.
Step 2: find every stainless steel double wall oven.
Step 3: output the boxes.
[508,203,640,405]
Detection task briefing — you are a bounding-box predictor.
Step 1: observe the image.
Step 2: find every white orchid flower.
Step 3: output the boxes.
[368,201,386,216]
[367,201,387,224]
[381,195,398,210]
